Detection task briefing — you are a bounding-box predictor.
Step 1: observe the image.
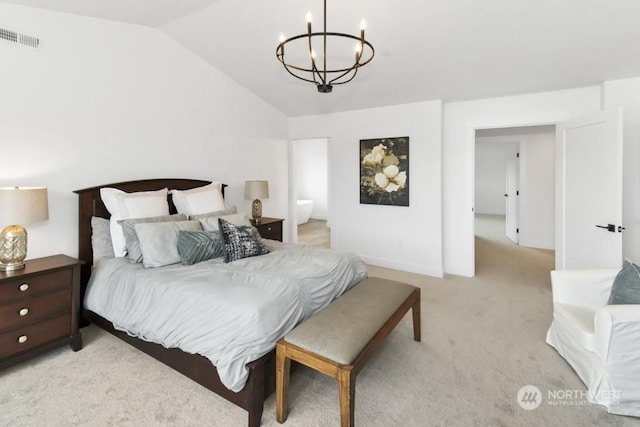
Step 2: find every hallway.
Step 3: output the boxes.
[475,213,555,278]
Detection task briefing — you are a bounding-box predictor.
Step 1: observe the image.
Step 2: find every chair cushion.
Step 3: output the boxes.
[553,303,596,351]
[284,277,417,365]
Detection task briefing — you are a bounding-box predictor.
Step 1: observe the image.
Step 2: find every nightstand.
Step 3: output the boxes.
[0,254,83,369]
[252,217,284,242]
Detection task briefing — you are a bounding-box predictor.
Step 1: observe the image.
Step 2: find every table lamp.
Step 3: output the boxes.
[0,187,49,271]
[244,180,269,223]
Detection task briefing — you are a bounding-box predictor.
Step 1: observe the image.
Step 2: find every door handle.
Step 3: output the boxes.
[504,194,508,197]
[596,224,616,232]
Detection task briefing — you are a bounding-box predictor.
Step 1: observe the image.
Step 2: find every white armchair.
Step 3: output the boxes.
[546,269,640,417]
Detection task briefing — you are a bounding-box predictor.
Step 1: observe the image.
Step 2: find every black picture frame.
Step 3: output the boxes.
[360,136,409,206]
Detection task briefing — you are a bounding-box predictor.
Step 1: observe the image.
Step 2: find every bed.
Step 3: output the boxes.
[74,178,366,427]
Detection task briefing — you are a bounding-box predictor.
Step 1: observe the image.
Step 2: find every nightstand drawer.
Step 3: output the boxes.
[259,222,282,241]
[0,289,71,332]
[0,269,72,302]
[0,313,71,358]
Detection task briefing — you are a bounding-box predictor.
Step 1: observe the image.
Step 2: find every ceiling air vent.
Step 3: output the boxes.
[0,27,40,49]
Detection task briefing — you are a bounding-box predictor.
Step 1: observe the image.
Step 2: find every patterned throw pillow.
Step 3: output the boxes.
[219,218,269,263]
[177,230,225,265]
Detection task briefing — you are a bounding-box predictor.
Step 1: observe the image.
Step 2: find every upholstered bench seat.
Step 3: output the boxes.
[276,277,421,427]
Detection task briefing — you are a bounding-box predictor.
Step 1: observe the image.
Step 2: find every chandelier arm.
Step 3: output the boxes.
[329,41,376,85]
[277,33,374,74]
[306,32,324,85]
[280,61,321,84]
[329,66,359,86]
[277,49,322,84]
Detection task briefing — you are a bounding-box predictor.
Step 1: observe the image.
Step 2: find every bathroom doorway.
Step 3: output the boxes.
[293,137,330,248]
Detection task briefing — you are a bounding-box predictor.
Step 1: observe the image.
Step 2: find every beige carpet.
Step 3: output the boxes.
[2,216,639,426]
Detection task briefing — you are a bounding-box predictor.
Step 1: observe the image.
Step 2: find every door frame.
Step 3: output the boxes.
[467,112,571,276]
[288,137,331,244]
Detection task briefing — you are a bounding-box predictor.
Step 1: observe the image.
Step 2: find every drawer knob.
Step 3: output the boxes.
[19,283,29,292]
[267,226,272,231]
[18,335,28,344]
[19,308,29,316]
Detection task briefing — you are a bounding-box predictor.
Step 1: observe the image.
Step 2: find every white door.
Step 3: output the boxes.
[505,154,519,244]
[556,109,623,269]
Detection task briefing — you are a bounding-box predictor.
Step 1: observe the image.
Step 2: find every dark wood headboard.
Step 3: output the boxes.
[73,179,225,291]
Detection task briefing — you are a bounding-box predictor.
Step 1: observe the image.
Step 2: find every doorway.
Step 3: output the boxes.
[474,125,556,270]
[291,137,331,248]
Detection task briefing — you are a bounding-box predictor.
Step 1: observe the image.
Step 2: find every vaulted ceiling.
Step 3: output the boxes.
[4,0,640,117]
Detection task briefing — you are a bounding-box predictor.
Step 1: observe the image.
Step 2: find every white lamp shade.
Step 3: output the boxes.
[244,181,269,200]
[0,187,49,226]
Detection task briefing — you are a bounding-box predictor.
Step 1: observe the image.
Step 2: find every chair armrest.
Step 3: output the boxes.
[594,304,640,363]
[550,269,618,308]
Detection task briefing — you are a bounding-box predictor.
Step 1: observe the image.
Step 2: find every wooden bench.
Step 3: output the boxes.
[276,277,421,427]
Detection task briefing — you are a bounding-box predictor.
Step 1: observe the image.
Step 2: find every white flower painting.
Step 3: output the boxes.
[360,137,409,206]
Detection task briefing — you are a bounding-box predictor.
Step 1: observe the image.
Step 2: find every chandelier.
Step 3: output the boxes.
[276,0,374,93]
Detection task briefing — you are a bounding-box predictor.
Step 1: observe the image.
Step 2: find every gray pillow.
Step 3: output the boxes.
[135,220,202,268]
[189,206,237,220]
[219,218,269,263]
[199,212,251,231]
[608,259,640,305]
[177,230,225,265]
[91,216,114,264]
[118,213,187,263]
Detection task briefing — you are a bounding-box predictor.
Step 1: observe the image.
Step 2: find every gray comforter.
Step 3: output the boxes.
[84,241,367,392]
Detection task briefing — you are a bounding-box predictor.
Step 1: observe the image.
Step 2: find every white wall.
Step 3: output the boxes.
[604,77,640,264]
[443,87,602,276]
[294,138,328,220]
[474,141,518,215]
[290,101,443,277]
[0,4,289,260]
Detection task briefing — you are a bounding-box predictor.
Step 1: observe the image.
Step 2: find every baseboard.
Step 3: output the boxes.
[360,255,444,278]
[443,262,474,278]
[518,239,555,250]
[309,214,327,221]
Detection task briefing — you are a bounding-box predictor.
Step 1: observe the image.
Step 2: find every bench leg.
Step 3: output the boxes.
[338,367,355,427]
[412,296,421,342]
[276,342,291,423]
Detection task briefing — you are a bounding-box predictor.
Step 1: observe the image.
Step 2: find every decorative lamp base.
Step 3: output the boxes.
[252,199,263,223]
[0,224,27,271]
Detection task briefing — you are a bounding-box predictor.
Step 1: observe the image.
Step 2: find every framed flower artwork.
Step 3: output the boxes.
[360,136,409,206]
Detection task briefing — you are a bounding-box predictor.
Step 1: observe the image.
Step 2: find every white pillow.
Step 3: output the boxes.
[170,182,226,217]
[198,211,251,231]
[135,220,202,268]
[100,187,170,257]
